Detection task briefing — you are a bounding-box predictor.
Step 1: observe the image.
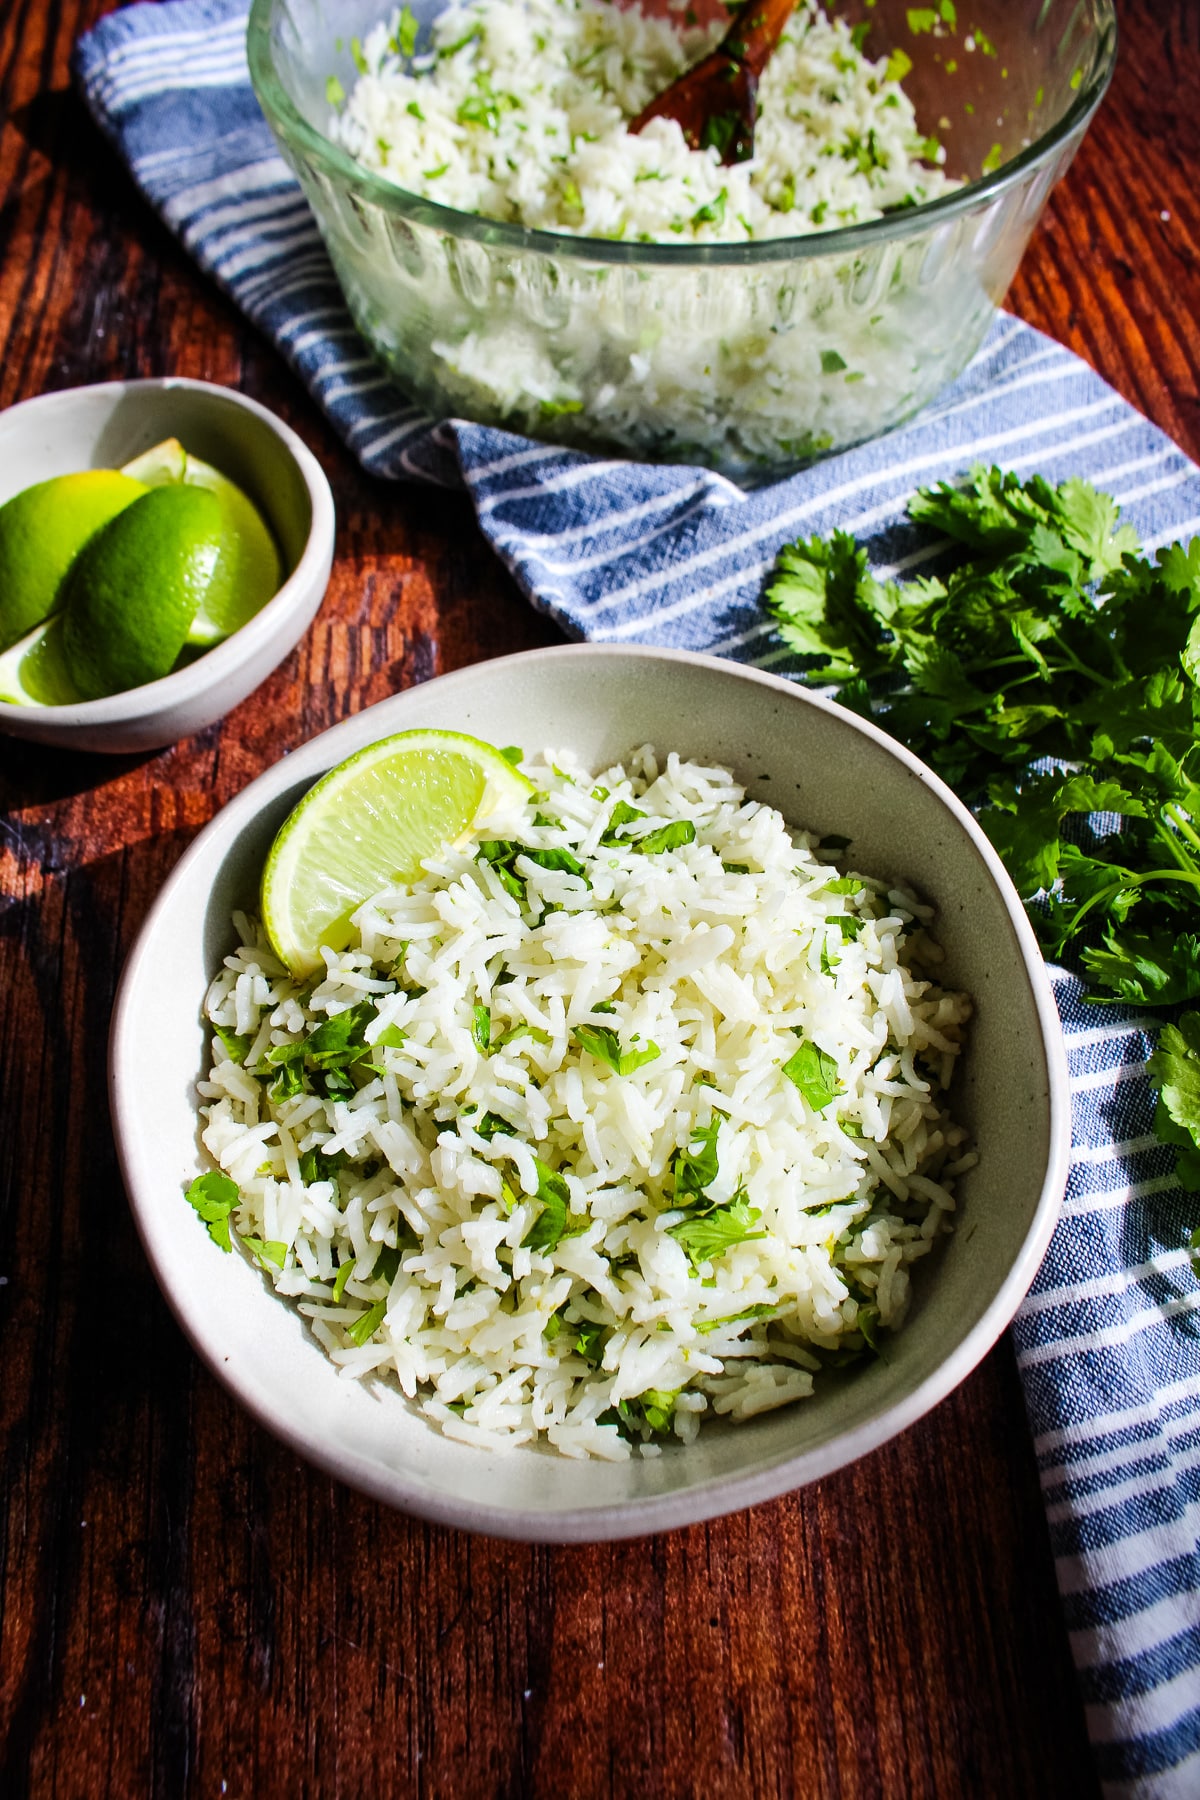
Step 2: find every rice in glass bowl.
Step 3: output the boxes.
[247,0,1116,482]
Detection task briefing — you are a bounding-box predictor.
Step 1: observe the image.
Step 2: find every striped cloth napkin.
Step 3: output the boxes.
[74,3,1200,1788]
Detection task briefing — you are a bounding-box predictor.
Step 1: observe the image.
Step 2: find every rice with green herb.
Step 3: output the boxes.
[334,0,951,242]
[196,747,974,1460]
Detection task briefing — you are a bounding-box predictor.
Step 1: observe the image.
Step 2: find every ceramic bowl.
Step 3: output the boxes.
[0,379,335,753]
[110,645,1071,1540]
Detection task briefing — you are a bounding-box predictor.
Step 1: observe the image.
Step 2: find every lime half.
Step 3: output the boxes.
[262,730,535,977]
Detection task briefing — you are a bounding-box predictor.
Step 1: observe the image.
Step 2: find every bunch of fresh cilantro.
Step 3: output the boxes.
[764,464,1200,1217]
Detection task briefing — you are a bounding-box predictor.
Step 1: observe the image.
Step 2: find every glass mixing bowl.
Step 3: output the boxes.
[248,0,1116,483]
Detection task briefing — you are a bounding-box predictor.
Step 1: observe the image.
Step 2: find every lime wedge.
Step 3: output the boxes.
[261,730,535,977]
[0,469,146,652]
[121,438,188,485]
[122,438,282,646]
[60,484,226,700]
[0,614,83,706]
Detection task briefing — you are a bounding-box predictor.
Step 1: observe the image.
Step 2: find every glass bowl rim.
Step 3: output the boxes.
[247,0,1117,268]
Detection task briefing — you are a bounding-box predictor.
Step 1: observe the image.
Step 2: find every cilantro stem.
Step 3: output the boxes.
[1163,803,1200,859]
[1044,632,1117,687]
[1063,865,1200,939]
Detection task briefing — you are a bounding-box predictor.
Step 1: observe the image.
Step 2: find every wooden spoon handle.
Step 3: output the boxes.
[720,0,798,79]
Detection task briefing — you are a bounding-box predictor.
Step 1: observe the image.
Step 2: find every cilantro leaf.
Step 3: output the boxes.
[242,1236,287,1271]
[671,1117,721,1204]
[763,462,1200,1215]
[571,1023,661,1075]
[782,1040,843,1111]
[669,1195,767,1269]
[633,820,697,855]
[472,1003,492,1051]
[212,1023,251,1064]
[391,4,418,56]
[185,1170,240,1252]
[572,1319,606,1364]
[346,1300,387,1347]
[600,800,646,844]
[521,1158,588,1252]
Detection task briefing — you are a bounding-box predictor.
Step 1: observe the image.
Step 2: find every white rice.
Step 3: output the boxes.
[197,747,974,1459]
[334,0,952,243]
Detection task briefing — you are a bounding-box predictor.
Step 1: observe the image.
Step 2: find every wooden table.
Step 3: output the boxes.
[1,2,1193,1792]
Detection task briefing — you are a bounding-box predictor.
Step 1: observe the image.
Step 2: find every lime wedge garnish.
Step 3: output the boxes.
[261,730,535,977]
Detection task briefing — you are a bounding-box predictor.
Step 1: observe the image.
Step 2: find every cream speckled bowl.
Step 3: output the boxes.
[110,646,1070,1540]
[0,379,335,753]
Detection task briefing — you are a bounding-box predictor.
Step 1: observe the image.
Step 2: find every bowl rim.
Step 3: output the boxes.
[110,643,1073,1542]
[247,0,1117,270]
[0,377,336,731]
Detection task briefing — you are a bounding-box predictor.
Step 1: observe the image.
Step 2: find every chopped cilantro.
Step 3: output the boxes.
[692,188,728,228]
[671,1117,722,1204]
[299,1147,343,1185]
[695,1302,776,1334]
[782,1040,843,1111]
[346,1300,387,1347]
[472,1003,492,1052]
[439,22,482,56]
[469,1109,518,1140]
[212,1023,251,1064]
[242,1236,287,1271]
[185,1170,239,1252]
[325,75,345,107]
[633,820,697,855]
[371,1243,403,1285]
[391,5,419,57]
[601,800,647,844]
[572,1023,661,1075]
[520,1158,588,1252]
[669,1195,767,1268]
[700,113,741,160]
[572,1319,606,1364]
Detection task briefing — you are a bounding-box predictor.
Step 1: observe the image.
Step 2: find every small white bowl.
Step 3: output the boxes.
[111,646,1071,1541]
[0,379,335,753]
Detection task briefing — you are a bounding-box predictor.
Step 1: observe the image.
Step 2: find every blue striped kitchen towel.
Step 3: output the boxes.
[74,3,1200,1789]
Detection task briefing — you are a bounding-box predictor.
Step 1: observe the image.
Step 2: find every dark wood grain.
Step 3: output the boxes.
[4,2,1189,1794]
